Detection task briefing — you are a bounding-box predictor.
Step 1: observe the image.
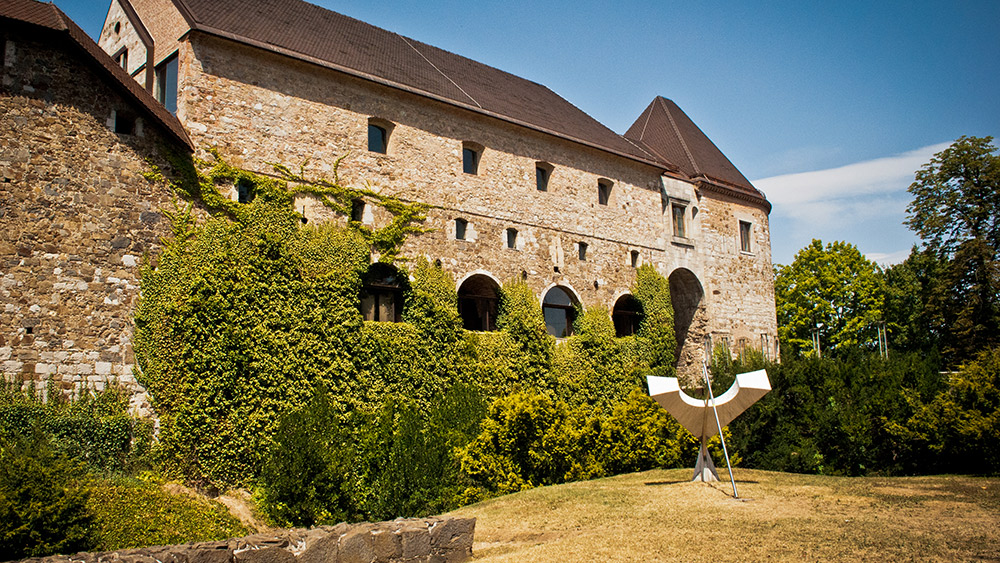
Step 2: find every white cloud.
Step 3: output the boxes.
[752,142,951,208]
[754,142,951,266]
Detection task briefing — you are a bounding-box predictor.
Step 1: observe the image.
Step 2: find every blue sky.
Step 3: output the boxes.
[52,0,1000,266]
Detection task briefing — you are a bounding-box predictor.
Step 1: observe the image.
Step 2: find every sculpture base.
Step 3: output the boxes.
[692,440,720,482]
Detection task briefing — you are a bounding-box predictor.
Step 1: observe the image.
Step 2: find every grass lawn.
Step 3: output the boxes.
[449,468,1000,562]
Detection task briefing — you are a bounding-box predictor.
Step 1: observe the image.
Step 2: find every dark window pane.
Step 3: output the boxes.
[156,55,178,115]
[368,124,387,153]
[543,308,570,338]
[536,166,548,191]
[598,182,611,205]
[578,242,587,261]
[463,148,478,174]
[506,228,517,249]
[237,180,254,204]
[456,218,467,240]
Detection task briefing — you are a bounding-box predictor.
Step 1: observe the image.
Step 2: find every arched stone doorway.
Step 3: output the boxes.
[457,274,500,331]
[668,268,708,382]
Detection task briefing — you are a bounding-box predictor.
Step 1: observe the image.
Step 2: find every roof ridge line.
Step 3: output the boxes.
[658,97,699,175]
[398,34,482,109]
[637,102,653,141]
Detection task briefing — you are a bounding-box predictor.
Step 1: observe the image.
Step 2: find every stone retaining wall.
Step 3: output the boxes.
[17,517,475,563]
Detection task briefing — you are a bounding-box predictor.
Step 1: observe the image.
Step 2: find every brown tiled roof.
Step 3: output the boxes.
[170,0,670,170]
[625,97,767,207]
[0,0,193,150]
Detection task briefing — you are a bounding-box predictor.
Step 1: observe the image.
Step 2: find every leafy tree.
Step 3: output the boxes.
[882,246,948,354]
[905,136,1000,361]
[775,239,885,356]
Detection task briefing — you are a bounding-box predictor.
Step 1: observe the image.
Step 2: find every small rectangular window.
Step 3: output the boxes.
[455,218,468,240]
[237,179,254,204]
[630,250,640,268]
[578,242,587,261]
[672,203,686,238]
[155,54,178,114]
[536,164,550,191]
[506,228,517,249]
[740,220,752,252]
[113,111,135,135]
[463,147,479,174]
[351,199,365,222]
[368,124,387,153]
[598,180,612,205]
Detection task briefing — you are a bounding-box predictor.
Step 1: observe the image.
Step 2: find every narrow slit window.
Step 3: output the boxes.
[463,147,479,174]
[455,218,468,240]
[578,242,588,261]
[598,180,612,205]
[740,220,752,252]
[351,199,365,222]
[630,250,640,268]
[536,163,551,191]
[506,228,518,249]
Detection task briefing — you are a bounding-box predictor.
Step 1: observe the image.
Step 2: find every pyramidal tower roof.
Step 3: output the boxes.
[625,97,764,202]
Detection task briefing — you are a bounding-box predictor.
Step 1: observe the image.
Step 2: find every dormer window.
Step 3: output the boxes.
[598,179,613,205]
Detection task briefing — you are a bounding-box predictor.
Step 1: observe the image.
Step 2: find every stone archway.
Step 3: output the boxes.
[668,268,708,382]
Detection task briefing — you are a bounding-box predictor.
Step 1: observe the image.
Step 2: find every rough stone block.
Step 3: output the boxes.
[338,525,375,563]
[399,525,430,560]
[233,547,294,563]
[428,518,474,554]
[370,528,400,561]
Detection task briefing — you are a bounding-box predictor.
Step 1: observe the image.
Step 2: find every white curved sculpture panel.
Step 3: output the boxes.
[647,369,770,482]
[647,369,771,438]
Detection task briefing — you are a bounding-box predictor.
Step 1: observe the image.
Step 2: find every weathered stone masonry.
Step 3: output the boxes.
[0,15,190,401]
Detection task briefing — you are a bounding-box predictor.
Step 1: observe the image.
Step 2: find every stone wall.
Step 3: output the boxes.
[0,29,184,402]
[172,31,778,374]
[17,517,475,563]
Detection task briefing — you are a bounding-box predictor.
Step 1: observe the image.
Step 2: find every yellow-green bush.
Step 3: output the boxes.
[88,478,248,550]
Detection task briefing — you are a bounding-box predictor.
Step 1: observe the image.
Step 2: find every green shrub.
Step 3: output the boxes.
[0,431,95,559]
[633,264,676,378]
[0,383,152,475]
[258,389,355,527]
[88,478,248,550]
[494,281,554,392]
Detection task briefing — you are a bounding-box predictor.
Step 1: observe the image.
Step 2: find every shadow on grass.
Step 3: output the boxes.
[644,479,760,486]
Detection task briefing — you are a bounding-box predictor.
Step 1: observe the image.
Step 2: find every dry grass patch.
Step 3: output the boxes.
[450,469,1000,562]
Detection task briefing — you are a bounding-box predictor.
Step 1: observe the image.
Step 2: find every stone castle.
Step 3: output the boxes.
[1,0,777,396]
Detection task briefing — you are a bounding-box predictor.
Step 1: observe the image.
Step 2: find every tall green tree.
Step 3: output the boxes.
[904,136,1000,361]
[775,239,885,356]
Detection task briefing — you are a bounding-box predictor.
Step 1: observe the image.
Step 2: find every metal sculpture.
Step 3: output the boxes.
[647,367,770,494]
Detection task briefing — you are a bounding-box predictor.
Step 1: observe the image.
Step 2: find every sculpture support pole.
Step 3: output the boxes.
[703,361,739,498]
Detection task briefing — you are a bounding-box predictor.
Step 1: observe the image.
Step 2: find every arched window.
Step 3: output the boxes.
[612,294,642,337]
[360,263,405,322]
[458,274,500,331]
[542,286,577,338]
